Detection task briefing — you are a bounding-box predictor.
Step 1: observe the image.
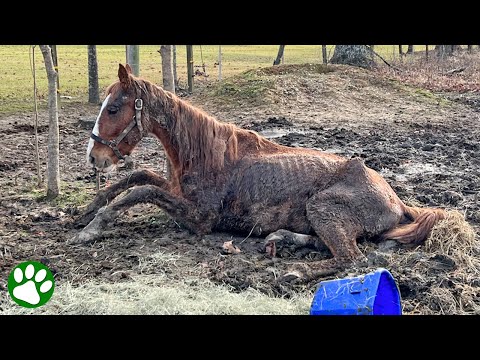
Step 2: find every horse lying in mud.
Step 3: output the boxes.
[73,64,446,276]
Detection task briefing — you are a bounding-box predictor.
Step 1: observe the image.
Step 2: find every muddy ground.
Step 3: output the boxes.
[1,65,479,314]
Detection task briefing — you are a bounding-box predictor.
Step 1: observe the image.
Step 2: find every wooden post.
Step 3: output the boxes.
[218,45,222,81]
[126,45,140,76]
[186,45,194,93]
[159,45,175,93]
[322,45,327,64]
[50,45,60,97]
[172,45,178,88]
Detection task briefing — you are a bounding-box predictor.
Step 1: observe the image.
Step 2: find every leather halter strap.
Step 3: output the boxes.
[90,98,144,160]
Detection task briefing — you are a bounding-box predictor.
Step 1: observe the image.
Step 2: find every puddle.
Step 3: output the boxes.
[380,161,459,183]
[259,128,290,139]
[259,127,313,139]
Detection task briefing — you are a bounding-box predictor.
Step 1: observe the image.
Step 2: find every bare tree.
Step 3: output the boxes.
[88,45,100,104]
[39,45,60,199]
[159,45,175,93]
[435,45,456,57]
[407,45,414,54]
[273,45,285,65]
[330,45,374,68]
[322,45,327,64]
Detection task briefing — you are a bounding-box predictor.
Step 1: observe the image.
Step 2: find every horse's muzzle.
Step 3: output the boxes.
[88,153,114,173]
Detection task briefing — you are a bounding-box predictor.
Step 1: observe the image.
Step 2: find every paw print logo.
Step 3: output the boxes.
[7,261,55,308]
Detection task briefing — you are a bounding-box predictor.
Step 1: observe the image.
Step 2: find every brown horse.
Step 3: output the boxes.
[73,64,446,273]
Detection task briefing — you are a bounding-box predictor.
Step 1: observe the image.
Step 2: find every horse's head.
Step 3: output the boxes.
[87,63,146,172]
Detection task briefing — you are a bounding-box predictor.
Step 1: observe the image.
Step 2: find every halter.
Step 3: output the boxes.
[90,98,144,160]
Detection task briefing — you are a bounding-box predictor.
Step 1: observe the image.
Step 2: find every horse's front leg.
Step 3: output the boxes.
[69,185,217,244]
[76,169,174,227]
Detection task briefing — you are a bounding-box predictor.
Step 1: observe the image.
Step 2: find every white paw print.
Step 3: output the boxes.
[11,264,53,305]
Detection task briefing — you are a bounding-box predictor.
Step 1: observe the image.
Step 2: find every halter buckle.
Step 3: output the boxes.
[135,98,143,110]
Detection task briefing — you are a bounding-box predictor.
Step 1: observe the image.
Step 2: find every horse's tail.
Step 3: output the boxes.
[382,205,447,245]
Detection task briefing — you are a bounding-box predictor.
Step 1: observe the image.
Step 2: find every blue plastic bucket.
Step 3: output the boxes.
[310,268,402,315]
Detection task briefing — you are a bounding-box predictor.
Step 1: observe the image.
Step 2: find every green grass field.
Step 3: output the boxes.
[0,45,426,115]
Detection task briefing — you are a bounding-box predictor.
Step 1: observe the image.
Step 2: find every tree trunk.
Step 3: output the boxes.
[435,45,455,57]
[467,45,472,53]
[407,45,414,54]
[330,45,374,68]
[88,45,100,104]
[126,45,140,76]
[172,45,178,88]
[39,45,60,199]
[50,45,60,98]
[273,45,285,65]
[399,45,403,56]
[160,45,175,93]
[322,45,327,64]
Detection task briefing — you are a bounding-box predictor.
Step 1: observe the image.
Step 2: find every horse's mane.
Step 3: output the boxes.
[110,77,267,177]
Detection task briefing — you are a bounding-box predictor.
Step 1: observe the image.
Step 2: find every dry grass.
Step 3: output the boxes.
[0,251,311,315]
[0,275,311,315]
[377,50,480,93]
[381,210,480,315]
[426,210,479,268]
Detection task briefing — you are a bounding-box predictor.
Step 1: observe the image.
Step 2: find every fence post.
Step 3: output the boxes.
[186,45,194,93]
[126,45,140,76]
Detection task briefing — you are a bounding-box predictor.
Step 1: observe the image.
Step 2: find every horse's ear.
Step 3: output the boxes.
[118,64,131,89]
[125,63,133,74]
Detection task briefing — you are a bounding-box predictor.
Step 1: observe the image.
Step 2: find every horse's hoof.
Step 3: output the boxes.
[264,233,285,257]
[280,270,303,282]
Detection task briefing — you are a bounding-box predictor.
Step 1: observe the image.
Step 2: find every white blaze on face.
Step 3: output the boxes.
[86,94,111,164]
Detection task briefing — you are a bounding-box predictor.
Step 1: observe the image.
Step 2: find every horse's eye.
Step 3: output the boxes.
[107,105,119,115]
